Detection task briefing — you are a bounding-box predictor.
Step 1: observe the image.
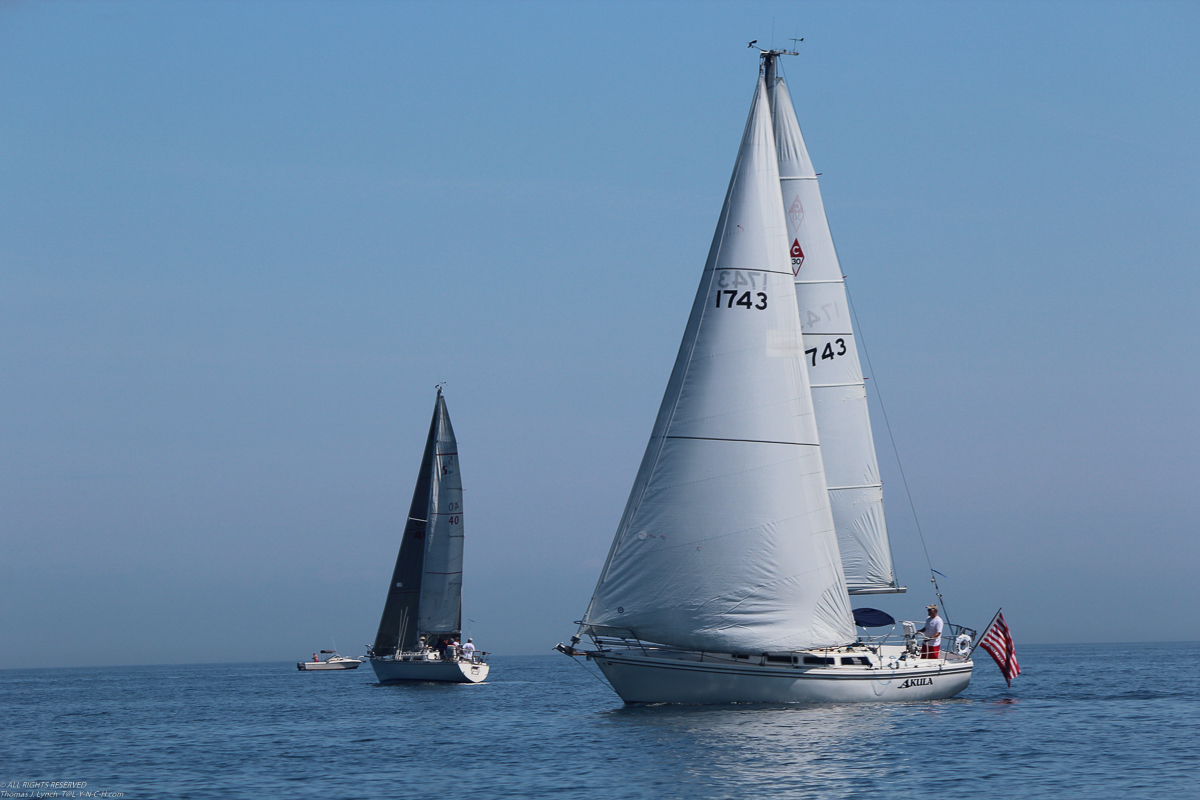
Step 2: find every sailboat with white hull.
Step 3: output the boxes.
[368,388,489,684]
[557,51,972,704]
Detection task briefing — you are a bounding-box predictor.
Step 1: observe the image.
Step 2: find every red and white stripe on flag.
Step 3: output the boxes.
[979,612,1020,687]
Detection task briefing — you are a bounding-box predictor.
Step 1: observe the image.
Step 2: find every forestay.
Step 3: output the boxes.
[582,77,855,654]
[772,76,900,594]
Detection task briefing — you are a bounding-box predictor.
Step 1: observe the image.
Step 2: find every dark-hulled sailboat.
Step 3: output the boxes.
[368,388,488,683]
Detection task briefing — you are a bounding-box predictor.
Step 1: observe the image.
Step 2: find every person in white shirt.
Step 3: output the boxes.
[461,638,476,661]
[921,605,944,659]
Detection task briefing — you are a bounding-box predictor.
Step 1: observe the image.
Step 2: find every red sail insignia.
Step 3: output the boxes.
[790,239,805,275]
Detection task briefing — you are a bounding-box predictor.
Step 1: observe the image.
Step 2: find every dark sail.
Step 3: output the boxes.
[416,394,465,635]
[371,395,441,657]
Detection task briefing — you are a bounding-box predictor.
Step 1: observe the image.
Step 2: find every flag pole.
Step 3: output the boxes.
[968,606,1002,659]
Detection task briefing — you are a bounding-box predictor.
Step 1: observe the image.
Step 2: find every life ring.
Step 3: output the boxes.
[955,634,972,656]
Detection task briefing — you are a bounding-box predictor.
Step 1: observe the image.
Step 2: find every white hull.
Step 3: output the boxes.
[588,647,971,704]
[370,657,489,684]
[297,657,362,671]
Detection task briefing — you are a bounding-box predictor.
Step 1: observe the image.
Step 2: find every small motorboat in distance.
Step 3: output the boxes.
[297,650,363,671]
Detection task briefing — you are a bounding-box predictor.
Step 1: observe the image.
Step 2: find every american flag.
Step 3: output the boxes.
[978,611,1020,687]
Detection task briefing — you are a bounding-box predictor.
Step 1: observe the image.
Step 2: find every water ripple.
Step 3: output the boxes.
[1,644,1198,799]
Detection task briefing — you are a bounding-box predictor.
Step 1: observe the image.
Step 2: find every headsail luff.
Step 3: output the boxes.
[772,75,901,594]
[417,391,464,634]
[581,76,855,653]
[372,395,440,657]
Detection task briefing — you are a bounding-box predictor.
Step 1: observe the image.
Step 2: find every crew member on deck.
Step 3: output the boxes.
[921,605,943,659]
[461,638,476,660]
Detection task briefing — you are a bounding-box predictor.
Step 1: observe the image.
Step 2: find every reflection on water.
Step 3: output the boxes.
[594,700,971,796]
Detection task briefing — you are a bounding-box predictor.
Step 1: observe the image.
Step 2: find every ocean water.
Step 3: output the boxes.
[2,642,1197,799]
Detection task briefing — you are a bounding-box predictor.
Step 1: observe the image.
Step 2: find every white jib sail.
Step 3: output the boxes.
[772,77,899,592]
[418,393,464,633]
[582,76,855,654]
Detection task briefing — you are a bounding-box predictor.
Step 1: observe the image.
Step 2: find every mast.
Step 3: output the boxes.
[763,53,776,110]
[754,42,800,113]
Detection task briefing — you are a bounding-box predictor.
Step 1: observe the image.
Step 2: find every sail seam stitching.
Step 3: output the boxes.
[664,436,817,446]
[706,268,794,277]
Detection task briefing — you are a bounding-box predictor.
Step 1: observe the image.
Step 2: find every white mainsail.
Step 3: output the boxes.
[582,76,855,654]
[418,392,464,633]
[772,76,900,593]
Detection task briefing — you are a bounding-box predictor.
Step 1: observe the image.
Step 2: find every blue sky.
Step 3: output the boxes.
[2,1,1197,666]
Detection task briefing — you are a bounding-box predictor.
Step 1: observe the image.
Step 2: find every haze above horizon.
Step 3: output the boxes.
[2,1,1196,667]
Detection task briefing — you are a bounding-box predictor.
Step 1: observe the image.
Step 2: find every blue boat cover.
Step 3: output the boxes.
[852,608,895,628]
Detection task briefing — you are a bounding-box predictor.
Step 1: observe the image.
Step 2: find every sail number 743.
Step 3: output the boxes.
[805,338,847,366]
[715,290,768,310]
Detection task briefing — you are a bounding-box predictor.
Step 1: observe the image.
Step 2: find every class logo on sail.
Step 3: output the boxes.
[788,196,806,275]
[788,196,805,230]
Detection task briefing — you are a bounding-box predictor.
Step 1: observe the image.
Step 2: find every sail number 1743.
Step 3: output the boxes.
[715,290,768,310]
[714,270,768,310]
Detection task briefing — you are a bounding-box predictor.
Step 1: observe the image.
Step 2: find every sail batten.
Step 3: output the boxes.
[772,76,901,592]
[582,76,855,653]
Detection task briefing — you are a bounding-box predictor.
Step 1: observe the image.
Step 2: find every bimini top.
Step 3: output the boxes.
[851,608,896,628]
